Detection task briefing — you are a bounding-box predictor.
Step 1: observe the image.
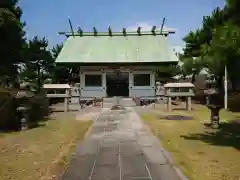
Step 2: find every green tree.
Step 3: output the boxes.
[183,7,226,58]
[156,64,181,81]
[201,23,240,90]
[182,1,240,90]
[180,56,203,83]
[226,0,240,25]
[0,0,25,87]
[51,44,71,83]
[183,30,202,57]
[50,44,80,84]
[21,36,52,91]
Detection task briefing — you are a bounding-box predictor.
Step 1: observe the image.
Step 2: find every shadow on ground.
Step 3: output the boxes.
[181,120,240,150]
[172,107,192,111]
[49,108,79,113]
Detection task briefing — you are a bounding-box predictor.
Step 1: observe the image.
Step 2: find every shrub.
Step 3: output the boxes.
[28,94,49,122]
[0,89,49,130]
[192,89,206,104]
[49,97,64,105]
[15,91,49,128]
[0,89,19,130]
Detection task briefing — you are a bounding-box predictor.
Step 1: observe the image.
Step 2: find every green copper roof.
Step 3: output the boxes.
[55,31,179,64]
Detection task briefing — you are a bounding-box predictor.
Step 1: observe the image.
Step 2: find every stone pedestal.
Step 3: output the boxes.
[208,106,221,129]
[64,98,68,112]
[167,97,172,111]
[64,89,70,112]
[206,91,223,129]
[17,106,30,131]
[186,97,191,111]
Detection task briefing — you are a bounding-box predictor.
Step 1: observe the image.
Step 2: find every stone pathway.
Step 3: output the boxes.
[61,100,184,180]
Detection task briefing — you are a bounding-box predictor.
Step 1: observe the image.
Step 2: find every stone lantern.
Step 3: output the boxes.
[15,90,34,130]
[204,89,224,128]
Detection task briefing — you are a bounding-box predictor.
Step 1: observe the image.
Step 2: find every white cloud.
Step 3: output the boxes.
[125,21,184,57]
[126,22,177,32]
[173,45,184,54]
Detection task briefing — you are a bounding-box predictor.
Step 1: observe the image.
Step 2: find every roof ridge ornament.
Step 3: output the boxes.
[122,28,126,36]
[68,17,75,37]
[160,17,166,36]
[151,26,156,35]
[58,30,176,37]
[58,17,176,37]
[137,26,141,36]
[108,26,112,36]
[93,27,97,36]
[77,27,83,36]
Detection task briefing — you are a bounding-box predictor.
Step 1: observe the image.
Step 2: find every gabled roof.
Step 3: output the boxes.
[55,31,179,64]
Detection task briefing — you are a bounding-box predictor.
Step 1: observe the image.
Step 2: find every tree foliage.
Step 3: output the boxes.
[50,44,71,83]
[5,0,240,92]
[0,0,25,87]
[181,0,240,90]
[21,36,53,90]
[180,56,203,83]
[201,23,240,88]
[156,64,181,80]
[0,1,78,89]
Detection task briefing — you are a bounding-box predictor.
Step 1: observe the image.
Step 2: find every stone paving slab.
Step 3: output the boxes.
[121,154,149,178]
[61,154,96,180]
[96,149,118,166]
[146,164,183,180]
[91,165,120,180]
[120,141,142,156]
[142,146,167,165]
[61,99,184,180]
[137,134,160,147]
[76,140,100,155]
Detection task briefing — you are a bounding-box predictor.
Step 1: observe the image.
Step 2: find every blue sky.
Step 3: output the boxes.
[19,0,225,51]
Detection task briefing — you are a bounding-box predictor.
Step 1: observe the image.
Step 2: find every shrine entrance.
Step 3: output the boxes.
[106,71,129,97]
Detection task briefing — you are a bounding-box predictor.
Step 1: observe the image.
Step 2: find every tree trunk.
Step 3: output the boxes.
[37,64,41,92]
[191,72,197,84]
[216,75,223,91]
[230,77,236,92]
[229,75,240,92]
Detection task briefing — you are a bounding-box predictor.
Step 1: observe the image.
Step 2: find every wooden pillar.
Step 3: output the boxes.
[64,89,69,112]
[187,96,191,111]
[129,72,133,97]
[167,97,172,111]
[206,95,210,105]
[80,71,84,97]
[153,102,156,109]
[102,71,106,97]
[186,97,188,110]
[64,98,68,112]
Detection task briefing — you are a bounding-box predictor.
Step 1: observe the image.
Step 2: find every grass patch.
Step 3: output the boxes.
[141,105,240,180]
[0,119,92,180]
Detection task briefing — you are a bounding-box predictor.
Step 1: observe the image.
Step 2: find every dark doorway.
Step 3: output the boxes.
[106,72,129,97]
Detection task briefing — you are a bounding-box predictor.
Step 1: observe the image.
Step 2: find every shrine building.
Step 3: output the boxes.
[55,26,179,98]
